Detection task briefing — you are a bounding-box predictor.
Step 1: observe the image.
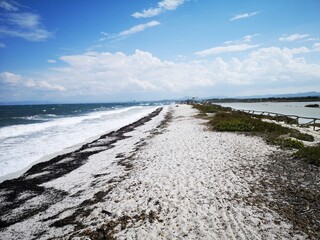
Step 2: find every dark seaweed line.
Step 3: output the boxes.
[0,107,163,230]
[63,109,173,240]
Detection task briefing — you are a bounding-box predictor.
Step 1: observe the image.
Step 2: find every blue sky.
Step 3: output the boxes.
[0,0,320,102]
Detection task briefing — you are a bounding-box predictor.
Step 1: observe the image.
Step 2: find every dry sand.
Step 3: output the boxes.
[0,104,319,239]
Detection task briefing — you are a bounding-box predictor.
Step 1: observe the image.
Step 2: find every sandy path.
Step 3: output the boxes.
[70,105,307,239]
[0,104,313,239]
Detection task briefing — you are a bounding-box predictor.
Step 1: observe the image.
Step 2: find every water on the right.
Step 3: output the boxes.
[219,101,320,124]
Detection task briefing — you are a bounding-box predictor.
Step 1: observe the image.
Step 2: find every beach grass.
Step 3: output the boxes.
[270,137,304,149]
[294,145,320,166]
[193,104,231,113]
[209,111,290,134]
[289,130,314,142]
[193,104,319,166]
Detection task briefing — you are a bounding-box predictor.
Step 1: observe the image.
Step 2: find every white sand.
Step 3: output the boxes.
[0,105,308,239]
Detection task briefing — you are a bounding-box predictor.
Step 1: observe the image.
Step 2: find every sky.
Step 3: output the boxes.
[0,0,320,103]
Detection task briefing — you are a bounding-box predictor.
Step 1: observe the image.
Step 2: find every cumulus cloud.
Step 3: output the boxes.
[54,50,214,94]
[0,71,65,91]
[0,1,52,41]
[195,44,259,56]
[279,33,310,42]
[132,0,185,18]
[50,48,320,95]
[0,71,21,84]
[2,46,320,101]
[313,43,320,51]
[230,11,259,21]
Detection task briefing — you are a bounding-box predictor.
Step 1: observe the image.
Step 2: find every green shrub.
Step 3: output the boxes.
[209,111,291,134]
[193,104,231,113]
[255,114,297,124]
[193,103,319,167]
[289,130,314,142]
[214,119,255,131]
[271,138,304,149]
[294,145,320,166]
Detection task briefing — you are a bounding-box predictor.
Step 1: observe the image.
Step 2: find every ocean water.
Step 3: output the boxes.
[0,102,168,178]
[219,101,320,123]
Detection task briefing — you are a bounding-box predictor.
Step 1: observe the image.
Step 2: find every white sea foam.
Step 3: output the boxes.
[0,106,157,178]
[0,106,140,139]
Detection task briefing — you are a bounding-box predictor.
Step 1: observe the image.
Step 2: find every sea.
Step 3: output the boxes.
[0,102,170,179]
[219,101,320,123]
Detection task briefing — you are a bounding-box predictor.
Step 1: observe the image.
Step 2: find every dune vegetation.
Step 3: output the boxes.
[193,104,319,166]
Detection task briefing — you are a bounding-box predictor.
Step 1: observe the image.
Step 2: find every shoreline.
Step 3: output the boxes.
[0,104,319,239]
[0,106,161,183]
[0,129,123,183]
[0,106,167,227]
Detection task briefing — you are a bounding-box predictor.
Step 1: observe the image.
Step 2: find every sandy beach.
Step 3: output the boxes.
[0,104,319,239]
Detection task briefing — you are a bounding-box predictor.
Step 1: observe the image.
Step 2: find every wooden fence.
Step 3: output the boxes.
[235,109,320,131]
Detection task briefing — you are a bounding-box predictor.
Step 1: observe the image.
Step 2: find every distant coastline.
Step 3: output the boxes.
[205,96,320,103]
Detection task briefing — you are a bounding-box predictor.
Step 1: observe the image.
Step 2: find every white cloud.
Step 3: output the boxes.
[132,8,163,19]
[118,21,160,37]
[100,32,109,36]
[279,33,310,42]
[284,47,310,54]
[313,43,320,51]
[230,11,259,21]
[3,46,320,101]
[54,50,215,94]
[0,3,52,41]
[195,44,259,56]
[302,38,319,42]
[224,34,259,45]
[243,34,255,42]
[38,81,65,91]
[0,1,19,11]
[100,21,160,41]
[224,40,233,45]
[158,0,185,10]
[132,0,185,18]
[8,12,40,28]
[0,71,21,84]
[0,71,65,91]
[86,44,103,51]
[47,59,57,64]
[55,48,319,95]
[0,27,52,41]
